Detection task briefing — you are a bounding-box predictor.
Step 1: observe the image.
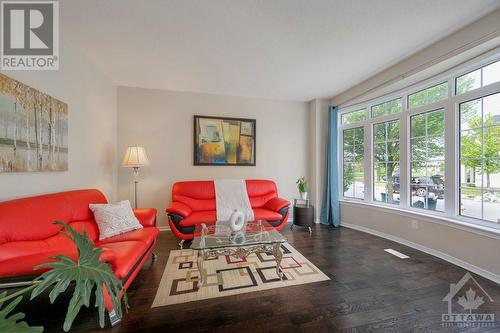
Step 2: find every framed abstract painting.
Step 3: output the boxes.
[194,115,256,166]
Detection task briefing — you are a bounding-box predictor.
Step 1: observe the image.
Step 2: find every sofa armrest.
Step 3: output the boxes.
[166,202,192,218]
[264,197,290,212]
[133,208,157,227]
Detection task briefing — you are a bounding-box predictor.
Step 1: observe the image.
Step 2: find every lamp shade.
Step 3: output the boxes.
[122,146,150,167]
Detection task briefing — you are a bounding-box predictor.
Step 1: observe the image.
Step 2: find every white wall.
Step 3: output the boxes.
[0,42,118,201]
[117,87,309,227]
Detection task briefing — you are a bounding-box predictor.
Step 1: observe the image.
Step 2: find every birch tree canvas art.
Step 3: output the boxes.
[0,74,68,173]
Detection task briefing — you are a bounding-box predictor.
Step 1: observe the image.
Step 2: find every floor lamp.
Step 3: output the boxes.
[122,146,150,209]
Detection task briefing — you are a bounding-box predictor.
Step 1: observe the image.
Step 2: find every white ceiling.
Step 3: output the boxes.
[61,0,500,102]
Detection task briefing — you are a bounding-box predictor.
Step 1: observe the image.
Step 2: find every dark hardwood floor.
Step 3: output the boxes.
[16,224,500,332]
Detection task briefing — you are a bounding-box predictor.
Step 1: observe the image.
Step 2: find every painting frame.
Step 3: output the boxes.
[193,115,256,166]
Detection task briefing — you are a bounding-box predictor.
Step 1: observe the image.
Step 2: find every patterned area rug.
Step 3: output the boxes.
[152,243,330,307]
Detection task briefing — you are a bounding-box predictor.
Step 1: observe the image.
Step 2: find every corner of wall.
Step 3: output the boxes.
[309,98,330,218]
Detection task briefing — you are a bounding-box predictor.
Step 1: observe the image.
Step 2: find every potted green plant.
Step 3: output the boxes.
[296,177,308,200]
[0,221,127,332]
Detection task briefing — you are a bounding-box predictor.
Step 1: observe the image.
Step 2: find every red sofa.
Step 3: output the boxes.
[166,180,290,246]
[0,189,159,325]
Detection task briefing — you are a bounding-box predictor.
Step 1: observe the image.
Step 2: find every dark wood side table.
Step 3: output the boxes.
[291,198,314,234]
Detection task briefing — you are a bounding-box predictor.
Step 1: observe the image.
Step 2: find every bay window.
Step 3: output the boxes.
[339,51,500,229]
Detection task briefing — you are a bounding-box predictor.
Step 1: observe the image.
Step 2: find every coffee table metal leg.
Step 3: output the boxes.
[197,250,204,286]
[273,243,284,280]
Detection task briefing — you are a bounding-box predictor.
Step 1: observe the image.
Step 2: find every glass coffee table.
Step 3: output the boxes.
[191,220,286,286]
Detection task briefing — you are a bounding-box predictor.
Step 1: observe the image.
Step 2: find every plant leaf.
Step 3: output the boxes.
[30,221,125,331]
[0,292,43,333]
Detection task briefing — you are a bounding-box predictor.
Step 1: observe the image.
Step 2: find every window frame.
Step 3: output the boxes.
[409,107,446,212]
[341,107,369,125]
[338,48,500,231]
[341,126,365,200]
[371,97,403,118]
[456,91,500,223]
[455,58,500,95]
[407,81,449,109]
[372,118,401,205]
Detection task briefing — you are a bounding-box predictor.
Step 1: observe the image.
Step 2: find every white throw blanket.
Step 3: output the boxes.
[214,179,255,222]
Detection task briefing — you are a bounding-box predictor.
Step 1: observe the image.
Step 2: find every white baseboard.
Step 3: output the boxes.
[342,222,500,285]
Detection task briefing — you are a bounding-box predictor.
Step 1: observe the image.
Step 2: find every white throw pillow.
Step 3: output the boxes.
[89,200,143,240]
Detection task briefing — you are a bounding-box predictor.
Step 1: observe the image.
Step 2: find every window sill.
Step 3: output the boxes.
[340,199,500,240]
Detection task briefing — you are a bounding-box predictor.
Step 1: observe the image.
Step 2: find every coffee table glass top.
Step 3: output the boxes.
[191,220,286,250]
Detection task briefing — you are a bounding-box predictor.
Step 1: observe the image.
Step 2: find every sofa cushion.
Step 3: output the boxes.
[100,241,148,280]
[0,189,107,245]
[246,180,278,208]
[172,181,216,212]
[68,220,100,242]
[179,211,216,227]
[178,208,282,227]
[0,233,76,263]
[0,246,117,279]
[97,227,159,247]
[0,250,74,278]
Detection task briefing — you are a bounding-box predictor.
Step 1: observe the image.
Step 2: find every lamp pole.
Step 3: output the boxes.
[133,166,139,209]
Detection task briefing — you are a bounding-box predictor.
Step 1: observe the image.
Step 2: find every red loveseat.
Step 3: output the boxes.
[166,180,290,247]
[0,189,159,325]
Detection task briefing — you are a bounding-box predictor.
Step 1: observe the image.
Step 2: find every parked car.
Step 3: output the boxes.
[385,173,444,199]
[411,176,444,199]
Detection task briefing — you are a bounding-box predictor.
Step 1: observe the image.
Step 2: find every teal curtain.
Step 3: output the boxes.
[320,106,340,227]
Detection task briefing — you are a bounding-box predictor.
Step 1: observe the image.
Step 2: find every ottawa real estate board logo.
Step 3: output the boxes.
[0,0,59,70]
[442,272,495,328]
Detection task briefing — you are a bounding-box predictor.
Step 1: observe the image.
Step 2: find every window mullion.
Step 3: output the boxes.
[444,84,456,217]
[352,135,357,198]
[481,97,485,220]
[400,106,408,208]
[364,123,372,202]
